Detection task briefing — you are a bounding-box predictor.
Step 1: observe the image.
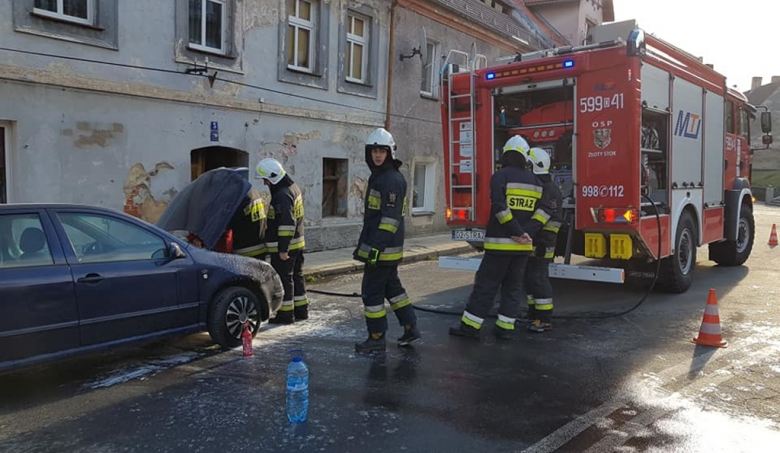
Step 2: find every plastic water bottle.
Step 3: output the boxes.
[286,354,309,423]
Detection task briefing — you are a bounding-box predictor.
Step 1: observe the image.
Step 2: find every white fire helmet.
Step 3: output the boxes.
[255,158,286,185]
[527,147,551,175]
[365,127,397,160]
[502,135,530,158]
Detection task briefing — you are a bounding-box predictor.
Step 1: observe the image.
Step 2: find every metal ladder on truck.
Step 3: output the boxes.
[440,43,487,223]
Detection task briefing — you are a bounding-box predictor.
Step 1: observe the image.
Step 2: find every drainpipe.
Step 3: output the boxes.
[384,0,398,130]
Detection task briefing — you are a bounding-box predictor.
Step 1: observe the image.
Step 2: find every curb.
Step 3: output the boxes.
[302,244,474,279]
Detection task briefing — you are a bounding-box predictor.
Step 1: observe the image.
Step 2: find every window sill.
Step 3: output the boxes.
[412,210,435,217]
[420,93,438,101]
[175,56,244,75]
[31,10,105,31]
[187,44,235,60]
[346,79,373,88]
[287,66,321,78]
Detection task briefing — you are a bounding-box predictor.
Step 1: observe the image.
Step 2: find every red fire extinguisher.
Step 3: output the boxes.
[242,322,253,358]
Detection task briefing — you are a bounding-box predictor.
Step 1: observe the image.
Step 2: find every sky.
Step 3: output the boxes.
[612,0,777,93]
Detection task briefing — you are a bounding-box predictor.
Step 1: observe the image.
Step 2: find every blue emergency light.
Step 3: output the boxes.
[564,60,574,68]
[486,72,495,80]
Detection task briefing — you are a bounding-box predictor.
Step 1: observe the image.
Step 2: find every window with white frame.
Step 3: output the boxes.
[420,40,439,97]
[33,0,94,26]
[287,0,317,73]
[413,162,436,213]
[346,12,369,84]
[188,0,227,54]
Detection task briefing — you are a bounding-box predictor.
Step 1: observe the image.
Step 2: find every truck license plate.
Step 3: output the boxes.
[452,229,485,241]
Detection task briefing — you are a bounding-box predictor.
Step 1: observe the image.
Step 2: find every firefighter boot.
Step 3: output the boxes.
[268,310,295,325]
[294,306,309,321]
[493,325,516,340]
[355,332,386,353]
[448,321,480,339]
[397,324,421,347]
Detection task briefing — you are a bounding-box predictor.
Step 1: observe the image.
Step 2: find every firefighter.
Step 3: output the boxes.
[255,158,308,324]
[353,127,420,353]
[449,135,554,340]
[230,189,268,260]
[524,147,563,332]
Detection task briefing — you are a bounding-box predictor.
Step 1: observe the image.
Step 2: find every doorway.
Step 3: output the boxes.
[190,146,249,181]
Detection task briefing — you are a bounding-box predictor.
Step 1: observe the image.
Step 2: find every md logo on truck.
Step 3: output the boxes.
[674,110,702,139]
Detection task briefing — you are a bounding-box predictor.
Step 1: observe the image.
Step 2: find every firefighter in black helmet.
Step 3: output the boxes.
[525,147,563,332]
[256,158,308,324]
[449,135,555,340]
[353,127,420,353]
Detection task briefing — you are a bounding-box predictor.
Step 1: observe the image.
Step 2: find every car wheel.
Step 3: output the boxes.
[208,287,261,348]
[659,211,696,294]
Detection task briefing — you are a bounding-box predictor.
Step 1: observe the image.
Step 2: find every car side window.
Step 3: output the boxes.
[0,213,55,268]
[57,212,167,264]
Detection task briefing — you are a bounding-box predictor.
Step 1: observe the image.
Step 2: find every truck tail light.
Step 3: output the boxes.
[447,208,469,221]
[596,207,640,225]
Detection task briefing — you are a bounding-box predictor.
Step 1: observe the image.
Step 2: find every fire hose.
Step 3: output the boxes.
[307,194,662,320]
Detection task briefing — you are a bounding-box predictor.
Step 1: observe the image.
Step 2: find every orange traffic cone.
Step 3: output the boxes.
[692,289,727,348]
[769,224,778,246]
[242,322,254,357]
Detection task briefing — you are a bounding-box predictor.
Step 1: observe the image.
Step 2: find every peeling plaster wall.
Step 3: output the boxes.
[390,8,509,237]
[0,80,380,251]
[0,0,393,251]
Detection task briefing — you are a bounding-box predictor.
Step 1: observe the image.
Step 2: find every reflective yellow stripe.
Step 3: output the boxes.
[496,209,513,224]
[484,237,533,252]
[531,209,550,225]
[365,305,386,319]
[461,315,482,330]
[506,183,543,193]
[368,189,381,210]
[267,206,275,220]
[235,244,268,257]
[278,230,295,237]
[390,293,411,310]
[244,199,266,221]
[495,320,515,330]
[379,223,398,233]
[544,246,555,259]
[543,220,562,233]
[378,246,403,261]
[535,298,554,311]
[279,300,294,311]
[506,189,542,198]
[266,236,305,252]
[294,299,309,307]
[461,310,483,329]
[293,195,304,219]
[496,314,515,330]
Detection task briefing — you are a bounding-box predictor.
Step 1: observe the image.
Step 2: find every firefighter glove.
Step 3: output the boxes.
[367,248,380,267]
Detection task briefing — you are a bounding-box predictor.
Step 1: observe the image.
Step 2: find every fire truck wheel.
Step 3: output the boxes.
[709,204,754,266]
[207,286,262,349]
[659,211,697,293]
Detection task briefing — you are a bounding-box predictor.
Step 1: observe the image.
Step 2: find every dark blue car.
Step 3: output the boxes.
[0,203,283,373]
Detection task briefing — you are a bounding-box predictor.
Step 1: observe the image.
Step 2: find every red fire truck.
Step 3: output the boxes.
[438,20,774,293]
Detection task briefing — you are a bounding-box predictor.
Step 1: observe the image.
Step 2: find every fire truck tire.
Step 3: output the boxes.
[208,286,262,349]
[709,204,754,266]
[658,211,697,293]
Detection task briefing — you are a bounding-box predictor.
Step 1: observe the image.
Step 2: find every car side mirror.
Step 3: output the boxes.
[761,111,772,134]
[763,134,774,146]
[169,242,185,259]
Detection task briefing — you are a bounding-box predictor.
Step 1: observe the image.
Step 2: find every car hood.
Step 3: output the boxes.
[188,246,283,298]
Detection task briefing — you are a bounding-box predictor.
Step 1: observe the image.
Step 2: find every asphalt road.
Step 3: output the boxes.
[1,205,779,452]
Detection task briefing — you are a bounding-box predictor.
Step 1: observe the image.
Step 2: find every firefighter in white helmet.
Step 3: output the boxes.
[449,135,556,340]
[353,127,420,353]
[256,158,309,324]
[524,147,563,332]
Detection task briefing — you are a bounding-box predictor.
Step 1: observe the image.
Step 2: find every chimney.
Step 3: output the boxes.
[752,77,763,90]
[773,76,780,84]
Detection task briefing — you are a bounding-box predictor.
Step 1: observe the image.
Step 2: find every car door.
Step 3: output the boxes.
[0,209,79,369]
[51,209,184,346]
